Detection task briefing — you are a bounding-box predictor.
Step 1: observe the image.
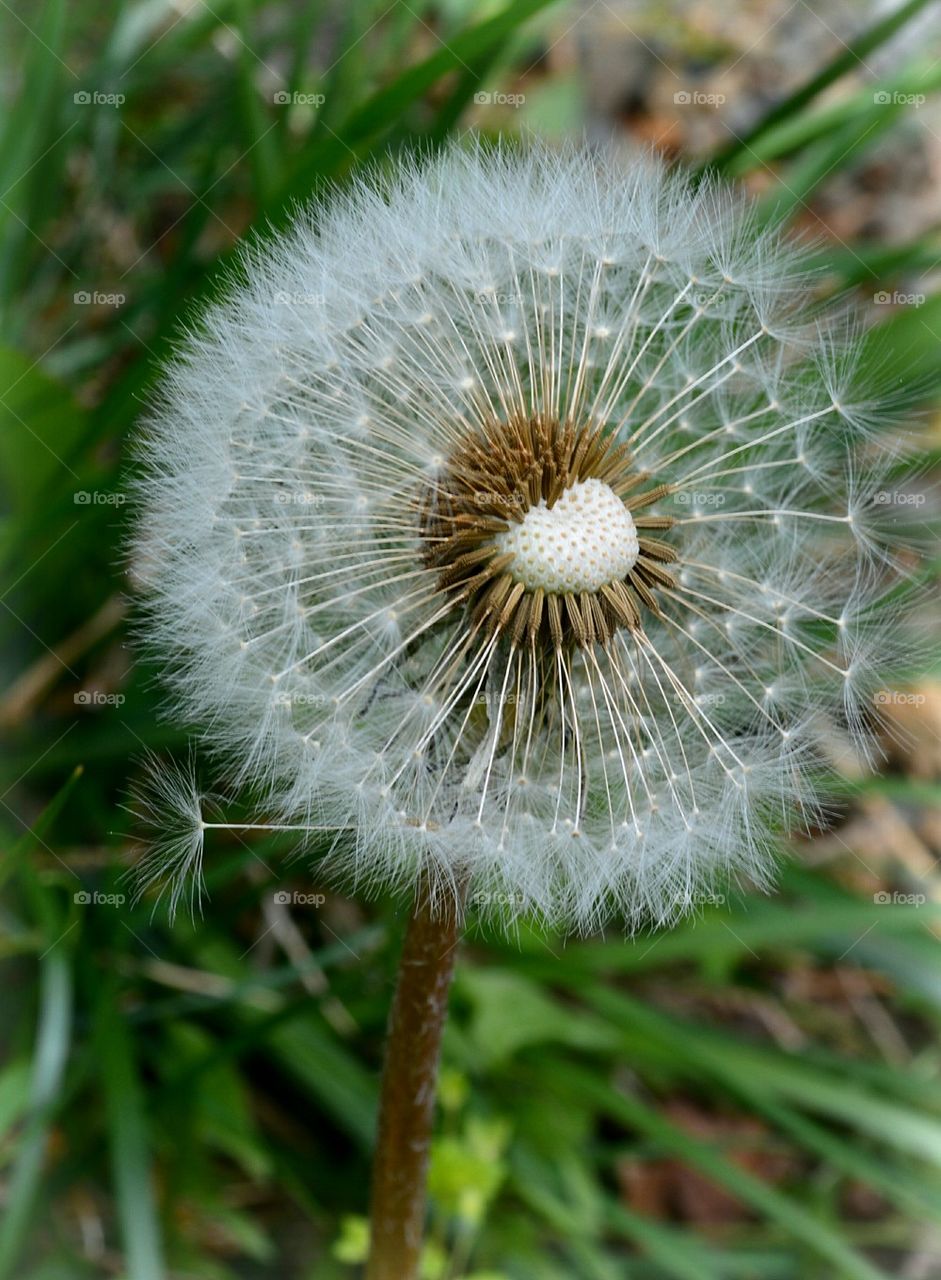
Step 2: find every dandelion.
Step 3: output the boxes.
[131,137,906,1279]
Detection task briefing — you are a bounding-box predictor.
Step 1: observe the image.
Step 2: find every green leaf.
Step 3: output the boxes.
[0,348,88,515]
[457,968,617,1067]
[857,291,941,398]
[725,60,941,176]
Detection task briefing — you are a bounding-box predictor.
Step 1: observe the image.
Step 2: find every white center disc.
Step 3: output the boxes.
[497,477,639,595]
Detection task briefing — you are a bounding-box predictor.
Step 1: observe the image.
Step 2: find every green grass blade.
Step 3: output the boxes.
[559,1063,888,1280]
[232,0,277,206]
[96,989,167,1280]
[0,0,68,309]
[726,59,941,180]
[707,0,936,173]
[580,984,941,1172]
[605,1202,728,1279]
[757,65,941,225]
[511,898,940,975]
[0,766,83,893]
[0,940,73,1280]
[187,937,377,1146]
[278,0,557,194]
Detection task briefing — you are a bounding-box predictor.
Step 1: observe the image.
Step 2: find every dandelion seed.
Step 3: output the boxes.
[126,754,208,923]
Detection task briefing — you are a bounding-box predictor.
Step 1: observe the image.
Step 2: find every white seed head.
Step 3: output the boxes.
[132,137,910,935]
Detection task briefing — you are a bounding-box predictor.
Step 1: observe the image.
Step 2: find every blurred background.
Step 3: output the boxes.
[2,1,941,1276]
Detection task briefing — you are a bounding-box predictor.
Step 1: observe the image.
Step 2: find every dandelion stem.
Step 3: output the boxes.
[366,875,462,1280]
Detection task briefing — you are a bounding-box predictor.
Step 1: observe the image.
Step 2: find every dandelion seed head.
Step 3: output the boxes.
[132,137,911,934]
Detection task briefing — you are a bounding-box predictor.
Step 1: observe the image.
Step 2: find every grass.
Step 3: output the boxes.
[1,1,940,1277]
